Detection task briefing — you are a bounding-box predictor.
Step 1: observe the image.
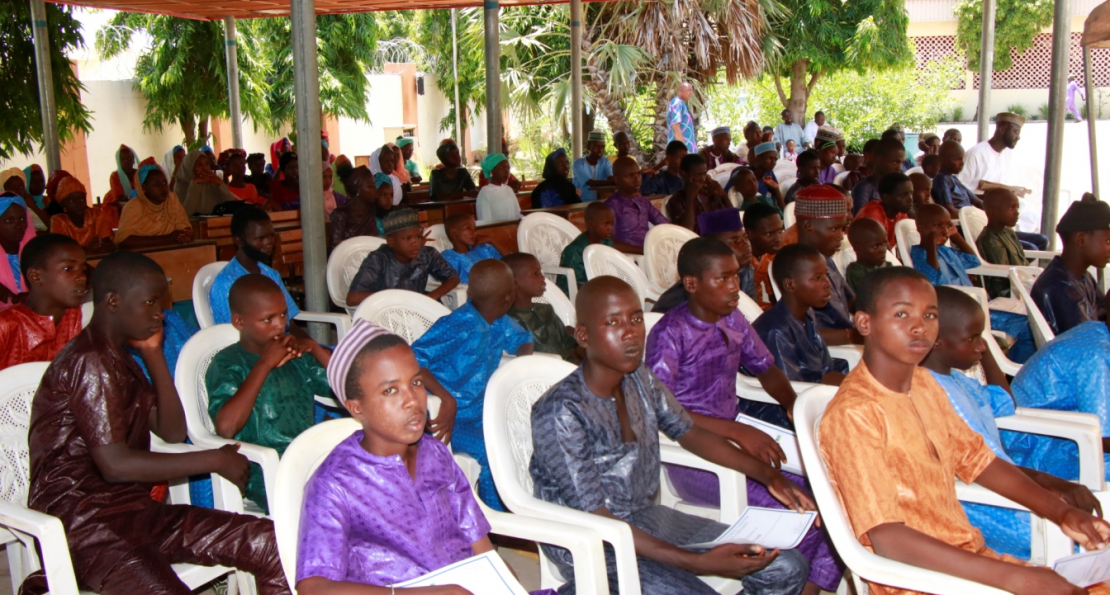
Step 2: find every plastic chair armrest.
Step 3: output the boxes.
[660,443,747,521]
[827,345,863,370]
[542,266,578,301]
[1014,408,1102,425]
[485,510,609,595]
[736,375,821,405]
[1024,250,1060,262]
[955,482,1028,510]
[294,311,352,341]
[0,502,80,595]
[151,435,273,514]
[996,413,1105,491]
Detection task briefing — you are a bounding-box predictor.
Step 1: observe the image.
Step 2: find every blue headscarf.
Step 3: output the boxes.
[115,145,139,200]
[22,165,45,209]
[373,173,392,188]
[138,163,164,185]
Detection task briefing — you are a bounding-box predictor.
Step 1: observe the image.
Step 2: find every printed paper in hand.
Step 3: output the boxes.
[396,551,530,595]
[685,506,818,550]
[735,413,805,475]
[1053,547,1110,588]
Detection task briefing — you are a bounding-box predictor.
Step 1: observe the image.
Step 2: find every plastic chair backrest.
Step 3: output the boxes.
[0,362,48,507]
[80,301,94,329]
[1009,267,1053,348]
[736,292,763,324]
[349,289,451,345]
[894,218,920,267]
[327,236,388,308]
[959,207,988,259]
[426,223,453,254]
[643,224,697,291]
[192,261,230,329]
[833,171,850,186]
[175,324,241,436]
[644,312,663,335]
[534,279,576,326]
[518,213,582,269]
[710,163,740,188]
[582,244,654,306]
[783,201,797,229]
[905,166,924,176]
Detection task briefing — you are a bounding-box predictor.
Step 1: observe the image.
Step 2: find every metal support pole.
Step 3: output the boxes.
[483,0,502,155]
[223,17,244,150]
[570,0,583,159]
[29,0,60,173]
[1085,46,1100,198]
[290,0,328,341]
[451,9,462,145]
[976,0,996,143]
[1041,0,1071,247]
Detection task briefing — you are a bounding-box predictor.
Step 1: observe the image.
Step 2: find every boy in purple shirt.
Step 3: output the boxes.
[605,156,668,254]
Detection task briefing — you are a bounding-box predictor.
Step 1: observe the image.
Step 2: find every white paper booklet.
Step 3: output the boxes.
[685,506,818,550]
[735,412,805,475]
[1053,546,1110,588]
[396,551,530,594]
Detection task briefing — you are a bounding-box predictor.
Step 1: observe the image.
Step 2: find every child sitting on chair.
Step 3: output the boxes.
[346,208,460,307]
[476,154,522,223]
[441,212,501,283]
[504,252,581,363]
[1030,195,1110,336]
[559,201,615,295]
[854,171,912,247]
[784,150,820,205]
[605,156,667,255]
[0,234,86,371]
[296,320,557,594]
[930,141,982,218]
[754,243,848,387]
[844,218,892,294]
[412,260,533,510]
[532,276,811,595]
[206,274,332,513]
[731,167,782,216]
[820,266,1110,595]
[26,251,288,594]
[976,188,1029,299]
[923,286,1103,560]
[909,172,933,212]
[744,202,786,311]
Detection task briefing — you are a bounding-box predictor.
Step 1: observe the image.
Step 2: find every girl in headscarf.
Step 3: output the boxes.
[427,141,476,202]
[104,144,140,208]
[321,162,348,222]
[1,168,50,231]
[369,145,404,205]
[389,143,410,185]
[45,169,72,205]
[22,165,48,211]
[530,148,579,208]
[50,177,115,252]
[180,150,236,216]
[116,161,193,249]
[475,153,521,222]
[332,155,353,197]
[225,151,263,205]
[268,151,301,210]
[329,166,382,247]
[162,145,186,182]
[268,138,292,176]
[0,192,37,304]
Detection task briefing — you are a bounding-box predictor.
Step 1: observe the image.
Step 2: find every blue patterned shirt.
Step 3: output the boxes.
[932,172,976,210]
[754,302,848,383]
[910,244,980,287]
[572,157,614,203]
[667,97,696,154]
[441,244,501,284]
[209,258,301,325]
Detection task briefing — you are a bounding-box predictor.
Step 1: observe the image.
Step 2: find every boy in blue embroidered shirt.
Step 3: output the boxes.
[931,141,982,218]
[440,212,501,283]
[412,259,533,510]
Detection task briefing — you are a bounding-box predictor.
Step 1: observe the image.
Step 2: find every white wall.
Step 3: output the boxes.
[336,74,405,163]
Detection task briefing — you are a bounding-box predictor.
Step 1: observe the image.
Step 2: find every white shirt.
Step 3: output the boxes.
[958,140,1012,190]
[804,121,820,145]
[476,183,521,224]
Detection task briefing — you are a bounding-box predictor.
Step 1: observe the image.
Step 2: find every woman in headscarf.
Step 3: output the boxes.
[162,145,186,182]
[321,162,348,222]
[116,160,193,249]
[103,145,140,212]
[427,140,476,202]
[530,148,579,208]
[49,176,115,252]
[22,165,48,211]
[332,155,353,197]
[0,192,37,305]
[329,166,381,247]
[268,151,301,210]
[267,138,292,176]
[368,145,404,205]
[180,150,236,216]
[389,143,410,185]
[1,168,50,231]
[45,169,72,205]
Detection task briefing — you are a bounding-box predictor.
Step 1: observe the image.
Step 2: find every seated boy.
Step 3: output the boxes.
[532,276,811,595]
[792,185,860,346]
[754,243,849,387]
[730,167,782,215]
[645,238,843,594]
[605,156,668,254]
[850,138,906,215]
[820,266,1110,595]
[783,150,820,205]
[641,140,688,196]
[908,171,933,212]
[976,188,1029,299]
[26,251,288,594]
[504,252,581,362]
[0,234,86,371]
[845,218,892,294]
[924,286,1103,559]
[931,141,982,218]
[205,274,332,513]
[559,200,615,294]
[441,212,501,283]
[1030,196,1110,336]
[297,321,556,594]
[346,208,461,307]
[666,153,730,233]
[921,153,941,180]
[744,202,786,310]
[855,171,912,247]
[413,260,533,510]
[654,208,756,313]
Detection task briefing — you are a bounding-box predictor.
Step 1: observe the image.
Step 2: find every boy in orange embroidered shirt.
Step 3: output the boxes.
[819,265,1110,595]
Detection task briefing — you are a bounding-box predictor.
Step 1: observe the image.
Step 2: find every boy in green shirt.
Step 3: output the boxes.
[559,201,615,295]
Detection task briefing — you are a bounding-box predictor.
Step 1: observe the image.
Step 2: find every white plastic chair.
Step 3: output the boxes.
[349,289,451,345]
[426,223,453,253]
[832,171,850,187]
[905,166,924,175]
[796,386,1083,584]
[193,261,352,340]
[326,236,387,312]
[1009,267,1053,349]
[484,356,746,595]
[518,213,583,301]
[894,219,1030,284]
[958,206,1059,266]
[708,162,740,188]
[534,278,576,326]
[582,244,660,308]
[643,224,697,296]
[947,285,1024,377]
[0,362,250,595]
[783,201,796,229]
[273,418,609,594]
[79,301,93,328]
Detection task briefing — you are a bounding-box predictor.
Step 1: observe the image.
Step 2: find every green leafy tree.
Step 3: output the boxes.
[954,0,1054,72]
[762,0,912,124]
[0,1,91,160]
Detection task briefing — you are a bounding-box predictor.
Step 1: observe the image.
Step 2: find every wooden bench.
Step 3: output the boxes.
[87,241,217,303]
[475,219,520,255]
[197,210,300,260]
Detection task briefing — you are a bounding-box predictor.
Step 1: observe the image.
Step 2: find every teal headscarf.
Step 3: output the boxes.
[22,165,45,209]
[115,145,140,199]
[373,173,392,188]
[481,153,507,179]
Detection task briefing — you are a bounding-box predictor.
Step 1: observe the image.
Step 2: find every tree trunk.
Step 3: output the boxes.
[581,34,641,163]
[582,105,595,141]
[650,84,672,167]
[179,111,197,147]
[774,59,821,125]
[198,116,210,147]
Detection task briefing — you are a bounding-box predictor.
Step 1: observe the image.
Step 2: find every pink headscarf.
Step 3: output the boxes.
[0,194,38,302]
[390,143,410,184]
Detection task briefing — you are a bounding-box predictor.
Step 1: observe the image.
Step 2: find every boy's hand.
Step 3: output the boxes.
[762,174,779,190]
[215,443,251,492]
[692,544,778,579]
[289,336,319,358]
[1005,566,1085,595]
[1058,508,1110,551]
[730,423,786,468]
[260,335,298,370]
[128,326,164,353]
[765,472,819,518]
[428,394,457,444]
[1041,476,1103,517]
